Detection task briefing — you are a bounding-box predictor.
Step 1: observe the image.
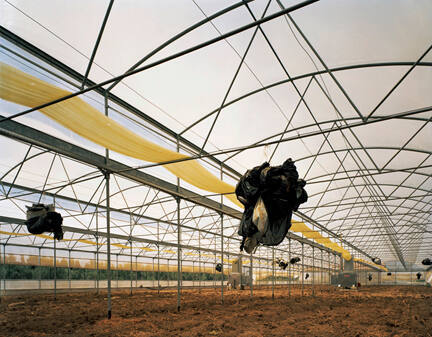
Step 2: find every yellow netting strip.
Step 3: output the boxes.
[0,62,352,260]
[354,257,388,272]
[0,62,241,207]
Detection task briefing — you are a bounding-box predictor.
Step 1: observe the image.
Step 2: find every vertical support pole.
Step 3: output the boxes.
[312,246,314,296]
[219,165,224,303]
[176,136,182,311]
[272,247,275,299]
[0,245,2,300]
[94,252,97,290]
[68,249,70,290]
[0,245,3,300]
[301,243,304,296]
[157,223,160,294]
[213,240,216,289]
[198,244,201,292]
[227,234,230,291]
[130,240,133,296]
[105,170,112,319]
[104,92,112,319]
[135,256,138,289]
[258,258,260,288]
[96,209,99,294]
[39,247,42,290]
[220,213,224,304]
[288,238,291,297]
[320,249,323,290]
[115,255,118,289]
[152,257,155,288]
[96,237,99,294]
[219,164,224,302]
[334,253,337,284]
[54,239,57,300]
[250,253,253,298]
[192,261,195,288]
[176,197,181,312]
[328,251,331,286]
[3,245,6,295]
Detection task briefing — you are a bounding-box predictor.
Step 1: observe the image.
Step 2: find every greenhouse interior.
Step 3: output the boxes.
[0,0,431,336]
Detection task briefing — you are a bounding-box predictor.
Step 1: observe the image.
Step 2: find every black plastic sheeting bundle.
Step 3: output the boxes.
[275,258,288,270]
[24,204,63,240]
[416,272,422,280]
[290,257,301,265]
[305,273,310,280]
[368,274,372,281]
[422,258,431,265]
[387,272,392,276]
[215,263,222,272]
[371,257,382,265]
[235,159,307,253]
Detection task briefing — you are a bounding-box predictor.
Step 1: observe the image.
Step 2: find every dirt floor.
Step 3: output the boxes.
[0,285,431,337]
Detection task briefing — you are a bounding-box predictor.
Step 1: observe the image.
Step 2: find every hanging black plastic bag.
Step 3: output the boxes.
[25,203,63,240]
[236,158,308,252]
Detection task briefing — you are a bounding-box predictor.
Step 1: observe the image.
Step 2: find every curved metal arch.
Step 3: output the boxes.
[307,182,431,200]
[106,0,253,91]
[0,148,50,181]
[180,61,432,135]
[221,112,431,164]
[310,203,431,224]
[300,193,432,212]
[296,146,432,164]
[304,166,432,185]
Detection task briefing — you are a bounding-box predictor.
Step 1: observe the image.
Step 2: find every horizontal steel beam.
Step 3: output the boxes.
[0,115,242,219]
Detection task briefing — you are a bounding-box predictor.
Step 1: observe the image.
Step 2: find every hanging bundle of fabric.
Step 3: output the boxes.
[422,258,431,265]
[215,263,222,272]
[371,257,382,265]
[235,158,308,253]
[24,204,63,240]
[416,272,422,280]
[290,257,301,265]
[368,274,372,281]
[275,258,288,270]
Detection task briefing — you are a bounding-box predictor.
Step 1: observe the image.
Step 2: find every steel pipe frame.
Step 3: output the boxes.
[0,0,320,124]
[2,27,430,173]
[0,11,428,268]
[313,207,431,223]
[276,8,430,268]
[245,2,388,252]
[1,217,322,270]
[81,0,114,89]
[178,1,429,265]
[198,0,273,154]
[0,142,346,264]
[302,194,432,211]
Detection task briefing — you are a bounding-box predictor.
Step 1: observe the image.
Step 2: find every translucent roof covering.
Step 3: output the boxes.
[0,0,431,269]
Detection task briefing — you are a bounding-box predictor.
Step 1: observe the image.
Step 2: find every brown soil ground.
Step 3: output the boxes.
[1,285,431,337]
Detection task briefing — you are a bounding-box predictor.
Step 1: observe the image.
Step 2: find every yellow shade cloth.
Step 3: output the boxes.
[0,62,353,260]
[291,220,352,260]
[354,258,388,272]
[0,62,241,207]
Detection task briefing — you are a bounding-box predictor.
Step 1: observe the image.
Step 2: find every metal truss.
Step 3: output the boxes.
[0,0,431,301]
